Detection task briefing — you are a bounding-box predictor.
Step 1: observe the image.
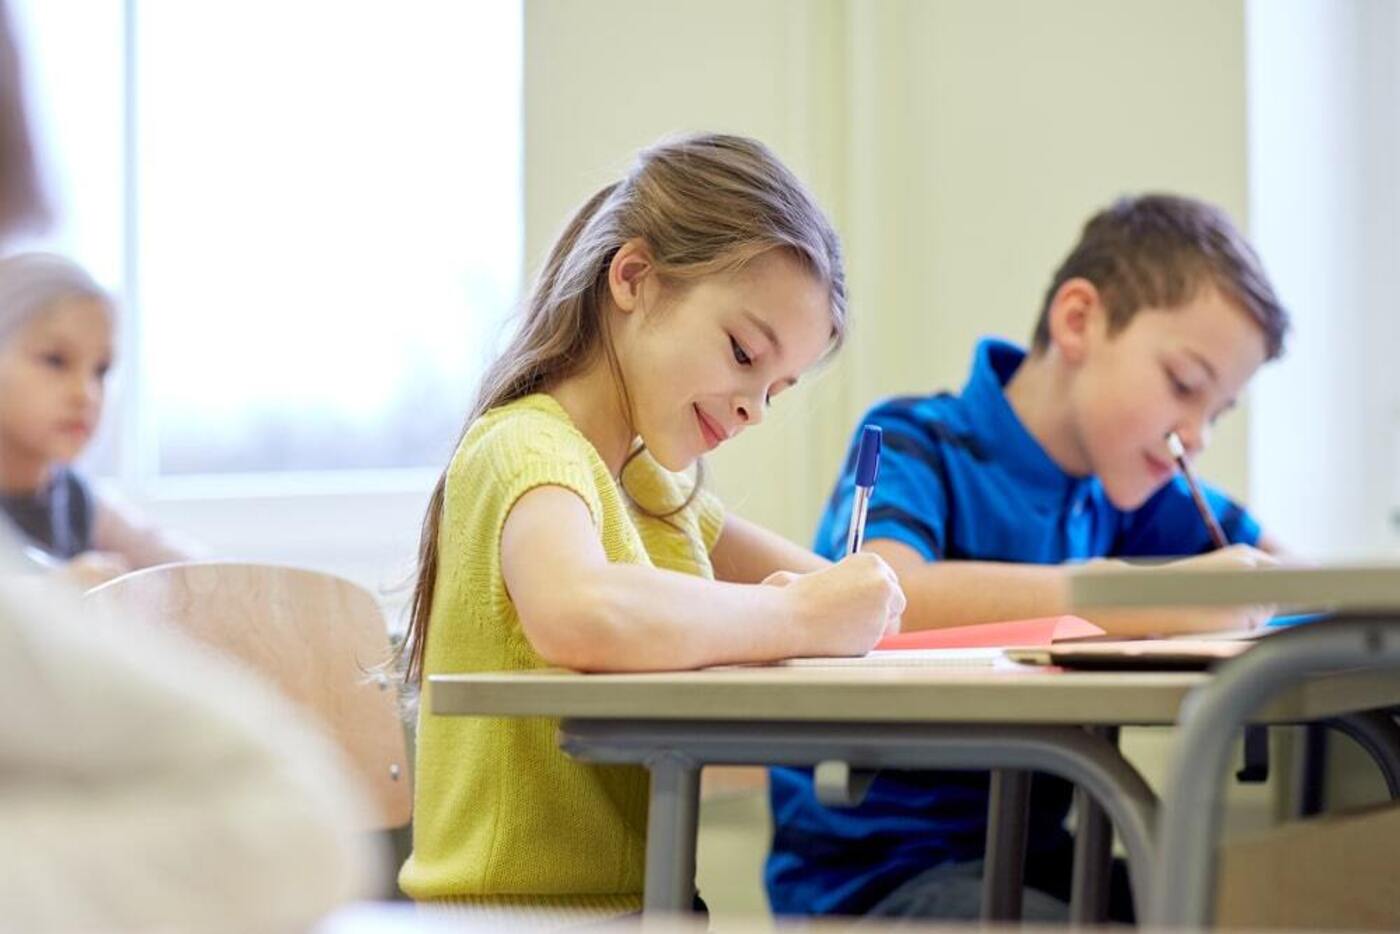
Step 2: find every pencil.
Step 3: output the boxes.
[1167,431,1230,549]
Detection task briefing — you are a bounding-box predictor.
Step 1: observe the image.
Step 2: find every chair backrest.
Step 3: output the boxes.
[86,561,412,830]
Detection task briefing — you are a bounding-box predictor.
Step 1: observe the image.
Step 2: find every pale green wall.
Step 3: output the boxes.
[525,0,1252,544]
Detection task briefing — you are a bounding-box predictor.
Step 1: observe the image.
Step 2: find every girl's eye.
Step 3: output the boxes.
[41,352,66,370]
[730,335,752,367]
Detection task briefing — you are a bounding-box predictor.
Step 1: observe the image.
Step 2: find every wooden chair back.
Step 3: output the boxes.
[87,561,412,829]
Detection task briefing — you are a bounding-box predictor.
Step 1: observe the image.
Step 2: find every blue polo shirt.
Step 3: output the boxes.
[766,338,1260,916]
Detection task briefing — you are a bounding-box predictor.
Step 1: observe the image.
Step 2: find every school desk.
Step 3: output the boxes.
[1069,562,1400,927]
[429,652,1400,921]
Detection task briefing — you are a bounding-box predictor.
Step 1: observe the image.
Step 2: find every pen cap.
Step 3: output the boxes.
[855,425,882,487]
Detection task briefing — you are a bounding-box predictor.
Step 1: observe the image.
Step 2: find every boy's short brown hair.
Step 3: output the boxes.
[1031,194,1289,359]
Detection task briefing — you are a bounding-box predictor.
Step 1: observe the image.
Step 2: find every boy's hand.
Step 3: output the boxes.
[1091,544,1280,636]
[1173,543,1279,572]
[1167,544,1279,632]
[764,553,906,655]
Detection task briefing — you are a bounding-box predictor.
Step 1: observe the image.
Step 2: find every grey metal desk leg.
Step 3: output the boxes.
[1329,710,1400,798]
[982,769,1031,921]
[1149,620,1400,929]
[562,719,1157,920]
[1070,726,1119,924]
[643,751,700,914]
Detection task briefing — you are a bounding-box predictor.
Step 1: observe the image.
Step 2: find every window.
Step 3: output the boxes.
[1245,0,1400,554]
[12,0,523,489]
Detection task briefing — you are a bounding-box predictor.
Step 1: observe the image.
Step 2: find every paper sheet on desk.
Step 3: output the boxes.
[775,617,1104,668]
[777,647,1011,668]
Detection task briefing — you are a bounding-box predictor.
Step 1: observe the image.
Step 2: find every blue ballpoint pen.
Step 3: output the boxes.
[845,425,883,555]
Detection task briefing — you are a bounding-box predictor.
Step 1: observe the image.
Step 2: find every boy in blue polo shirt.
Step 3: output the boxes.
[767,194,1290,921]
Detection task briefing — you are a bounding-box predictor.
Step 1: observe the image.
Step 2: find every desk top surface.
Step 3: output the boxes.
[429,660,1400,726]
[1069,561,1400,611]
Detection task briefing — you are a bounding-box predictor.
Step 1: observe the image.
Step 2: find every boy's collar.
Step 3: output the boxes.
[962,338,1096,509]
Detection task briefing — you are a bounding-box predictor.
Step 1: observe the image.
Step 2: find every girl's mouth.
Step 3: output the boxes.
[694,405,726,451]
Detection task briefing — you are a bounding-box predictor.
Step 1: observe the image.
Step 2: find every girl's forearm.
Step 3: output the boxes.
[529,563,799,671]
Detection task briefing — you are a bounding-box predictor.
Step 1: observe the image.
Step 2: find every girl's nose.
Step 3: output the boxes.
[733,394,763,427]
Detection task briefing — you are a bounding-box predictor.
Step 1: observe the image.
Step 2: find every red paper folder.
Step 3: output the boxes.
[874,615,1104,651]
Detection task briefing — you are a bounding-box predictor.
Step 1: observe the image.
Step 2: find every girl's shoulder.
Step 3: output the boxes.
[460,394,589,458]
[447,393,608,495]
[0,467,96,560]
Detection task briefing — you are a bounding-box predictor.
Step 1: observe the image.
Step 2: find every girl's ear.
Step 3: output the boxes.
[606,238,654,314]
[1046,277,1106,366]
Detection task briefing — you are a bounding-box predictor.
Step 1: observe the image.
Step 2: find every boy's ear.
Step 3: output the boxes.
[607,238,654,314]
[1046,277,1105,365]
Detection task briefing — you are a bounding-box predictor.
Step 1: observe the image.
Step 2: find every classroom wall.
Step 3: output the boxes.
[524,0,1254,546]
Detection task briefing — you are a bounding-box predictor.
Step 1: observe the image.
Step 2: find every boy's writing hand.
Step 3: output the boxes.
[763,552,906,656]
[1089,544,1280,636]
[1172,542,1279,572]
[1165,544,1278,631]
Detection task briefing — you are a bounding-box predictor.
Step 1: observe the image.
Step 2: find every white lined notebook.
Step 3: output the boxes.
[775,647,1008,668]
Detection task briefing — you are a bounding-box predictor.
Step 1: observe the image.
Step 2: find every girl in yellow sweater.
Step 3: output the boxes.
[399,133,905,910]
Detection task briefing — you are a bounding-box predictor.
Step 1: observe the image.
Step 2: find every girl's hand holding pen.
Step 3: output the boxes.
[762,552,906,654]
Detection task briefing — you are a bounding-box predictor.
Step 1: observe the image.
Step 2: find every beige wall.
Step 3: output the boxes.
[525,0,1252,544]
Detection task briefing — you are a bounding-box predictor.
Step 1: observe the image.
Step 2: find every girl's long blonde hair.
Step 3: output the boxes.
[401,132,846,683]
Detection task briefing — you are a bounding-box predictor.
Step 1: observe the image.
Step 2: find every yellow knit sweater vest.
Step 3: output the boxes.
[400,393,724,904]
